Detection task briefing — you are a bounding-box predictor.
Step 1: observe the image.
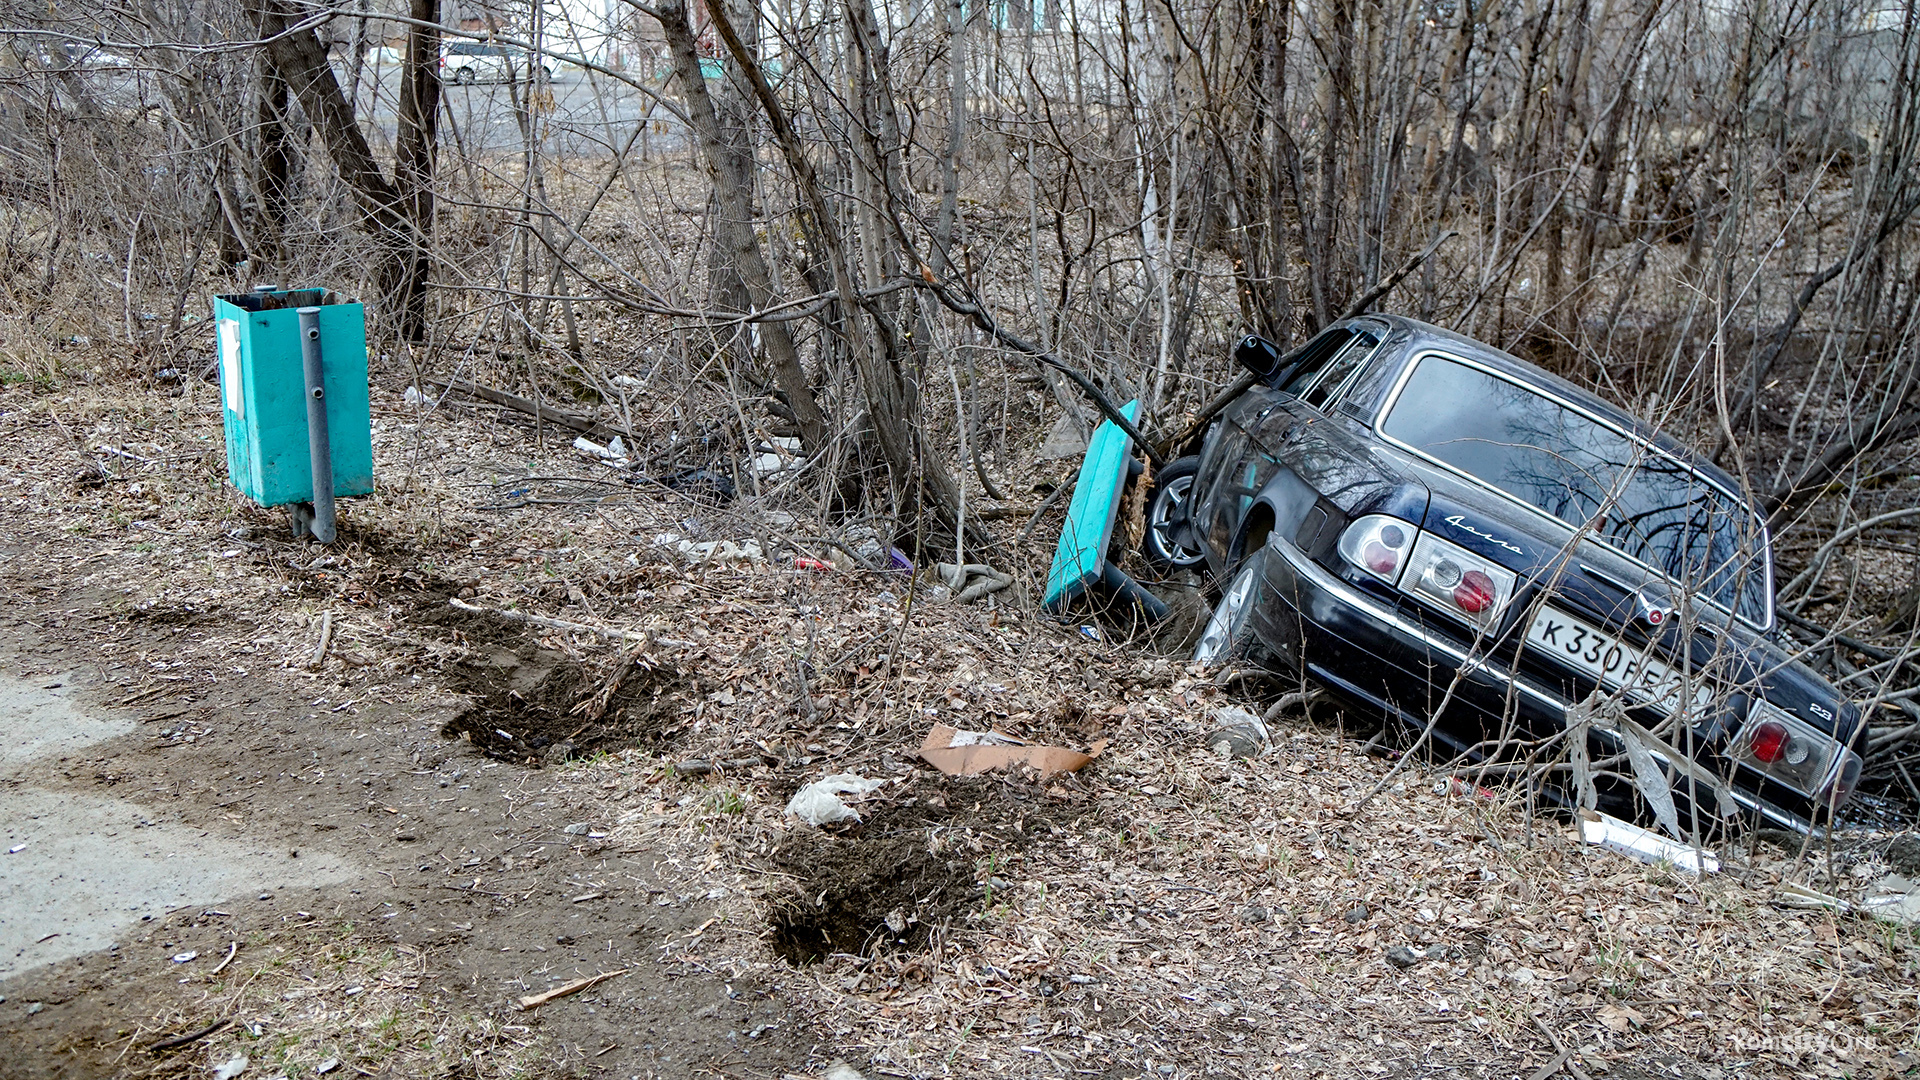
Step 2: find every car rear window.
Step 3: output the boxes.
[1381,354,1770,624]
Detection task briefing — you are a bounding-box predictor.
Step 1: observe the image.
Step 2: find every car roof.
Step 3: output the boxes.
[1361,313,1751,503]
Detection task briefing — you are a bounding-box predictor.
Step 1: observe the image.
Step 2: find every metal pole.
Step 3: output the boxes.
[298,306,336,544]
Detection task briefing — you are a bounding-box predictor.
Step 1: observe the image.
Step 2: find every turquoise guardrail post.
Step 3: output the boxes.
[212,287,373,540]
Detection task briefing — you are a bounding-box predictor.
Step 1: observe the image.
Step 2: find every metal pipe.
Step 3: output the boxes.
[297,306,336,544]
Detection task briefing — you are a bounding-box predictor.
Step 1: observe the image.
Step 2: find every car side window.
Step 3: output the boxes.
[1300,333,1381,412]
[1335,340,1406,422]
[1278,329,1356,395]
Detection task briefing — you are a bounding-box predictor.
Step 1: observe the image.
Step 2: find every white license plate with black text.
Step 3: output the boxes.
[1525,606,1713,713]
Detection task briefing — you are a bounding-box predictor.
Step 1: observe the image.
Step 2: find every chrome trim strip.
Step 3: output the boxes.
[1372,349,1776,633]
[1266,535,1810,833]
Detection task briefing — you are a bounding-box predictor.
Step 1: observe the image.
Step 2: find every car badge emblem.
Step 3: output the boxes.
[1635,591,1671,626]
[1442,514,1524,555]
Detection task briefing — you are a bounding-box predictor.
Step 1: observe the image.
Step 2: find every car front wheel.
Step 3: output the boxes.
[453,67,475,85]
[1144,455,1207,572]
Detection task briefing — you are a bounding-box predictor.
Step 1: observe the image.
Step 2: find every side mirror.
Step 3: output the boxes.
[1233,335,1283,381]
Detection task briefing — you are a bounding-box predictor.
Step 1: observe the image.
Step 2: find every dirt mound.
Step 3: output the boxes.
[762,773,1091,966]
[854,771,1093,845]
[427,605,692,763]
[765,831,974,966]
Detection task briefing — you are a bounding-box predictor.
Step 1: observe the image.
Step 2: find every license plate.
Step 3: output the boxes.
[1526,606,1714,713]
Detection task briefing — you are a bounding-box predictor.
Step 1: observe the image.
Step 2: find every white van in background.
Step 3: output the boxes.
[440,42,551,84]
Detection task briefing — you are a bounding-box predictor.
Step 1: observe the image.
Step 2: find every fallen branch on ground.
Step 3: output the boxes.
[429,379,632,443]
[147,1018,231,1053]
[515,969,629,1011]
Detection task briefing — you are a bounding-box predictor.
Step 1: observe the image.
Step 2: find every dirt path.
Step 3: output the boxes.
[0,604,810,1078]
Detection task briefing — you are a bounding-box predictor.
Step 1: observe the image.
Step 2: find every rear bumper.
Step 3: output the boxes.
[1251,536,1821,833]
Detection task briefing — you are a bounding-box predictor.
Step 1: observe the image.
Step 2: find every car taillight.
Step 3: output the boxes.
[1747,720,1789,763]
[1821,749,1863,808]
[1402,531,1517,629]
[1338,515,1412,585]
[1454,570,1496,613]
[1337,516,1516,629]
[1363,541,1398,574]
[1735,701,1846,799]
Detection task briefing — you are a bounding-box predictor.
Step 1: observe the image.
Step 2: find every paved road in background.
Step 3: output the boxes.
[350,63,690,159]
[70,58,688,160]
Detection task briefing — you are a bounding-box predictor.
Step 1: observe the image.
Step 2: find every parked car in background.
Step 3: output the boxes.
[1162,314,1864,833]
[440,42,551,84]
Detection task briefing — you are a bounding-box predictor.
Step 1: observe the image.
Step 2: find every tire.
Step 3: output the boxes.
[1143,455,1207,571]
[1193,547,1273,667]
[453,67,475,85]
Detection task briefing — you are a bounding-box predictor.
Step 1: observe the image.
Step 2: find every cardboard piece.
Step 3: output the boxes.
[919,724,1105,779]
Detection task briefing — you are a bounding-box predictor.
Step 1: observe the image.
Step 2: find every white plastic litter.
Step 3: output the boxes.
[752,436,805,477]
[1577,809,1718,873]
[785,774,888,826]
[572,435,629,464]
[650,533,765,567]
[1862,874,1920,925]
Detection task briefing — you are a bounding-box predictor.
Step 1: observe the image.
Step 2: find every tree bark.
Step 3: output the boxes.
[699,0,967,542]
[253,60,292,274]
[392,0,440,344]
[245,0,432,340]
[653,0,829,456]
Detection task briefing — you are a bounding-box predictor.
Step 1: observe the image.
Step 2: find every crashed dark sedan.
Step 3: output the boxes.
[1170,314,1863,832]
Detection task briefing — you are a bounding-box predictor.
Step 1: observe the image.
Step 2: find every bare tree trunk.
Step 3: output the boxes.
[932,0,966,276]
[393,0,440,343]
[652,0,830,456]
[245,0,429,340]
[700,0,968,542]
[253,61,292,275]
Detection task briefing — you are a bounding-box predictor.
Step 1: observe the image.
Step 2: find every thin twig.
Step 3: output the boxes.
[514,968,628,1011]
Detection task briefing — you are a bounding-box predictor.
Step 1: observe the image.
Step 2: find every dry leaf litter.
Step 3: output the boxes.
[3,368,1919,1079]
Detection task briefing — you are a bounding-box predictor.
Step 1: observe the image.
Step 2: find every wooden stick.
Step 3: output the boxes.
[1532,1017,1594,1080]
[211,941,238,975]
[147,1018,230,1053]
[429,378,631,442]
[310,611,333,671]
[514,968,628,1011]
